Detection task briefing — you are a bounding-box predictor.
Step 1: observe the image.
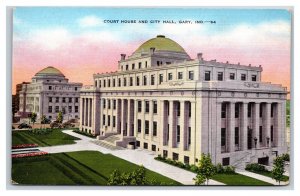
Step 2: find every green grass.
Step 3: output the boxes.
[12,151,180,185]
[12,129,80,147]
[212,173,272,186]
[247,170,289,182]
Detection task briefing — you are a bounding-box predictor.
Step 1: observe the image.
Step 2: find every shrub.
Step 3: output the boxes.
[245,163,267,172]
[50,121,62,129]
[184,163,191,170]
[281,153,290,162]
[176,161,185,168]
[62,121,75,128]
[223,165,235,174]
[215,163,224,174]
[190,164,198,172]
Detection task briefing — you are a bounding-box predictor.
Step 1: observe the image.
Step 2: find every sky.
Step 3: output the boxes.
[12,8,291,95]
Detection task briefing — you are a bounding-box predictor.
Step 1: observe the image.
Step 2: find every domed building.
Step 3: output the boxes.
[80,35,288,167]
[17,66,82,122]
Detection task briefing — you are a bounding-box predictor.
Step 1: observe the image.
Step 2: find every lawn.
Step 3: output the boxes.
[212,173,272,186]
[12,151,180,185]
[247,170,289,182]
[12,129,80,147]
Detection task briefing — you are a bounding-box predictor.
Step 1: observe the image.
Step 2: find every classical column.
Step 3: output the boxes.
[81,98,84,127]
[149,100,154,138]
[228,102,235,152]
[265,103,271,147]
[275,102,284,147]
[127,99,131,136]
[179,100,186,150]
[85,98,88,126]
[241,102,248,151]
[89,98,92,127]
[133,99,138,136]
[160,100,167,145]
[216,102,222,155]
[169,100,175,147]
[120,99,125,136]
[158,100,164,147]
[141,100,146,139]
[253,103,260,148]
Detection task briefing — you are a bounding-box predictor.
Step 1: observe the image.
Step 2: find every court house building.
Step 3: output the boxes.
[17,66,82,122]
[79,35,288,167]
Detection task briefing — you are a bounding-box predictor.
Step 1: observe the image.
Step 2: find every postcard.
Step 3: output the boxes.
[11,7,291,186]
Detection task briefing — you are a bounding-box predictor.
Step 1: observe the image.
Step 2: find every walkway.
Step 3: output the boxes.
[38,130,224,185]
[236,169,289,185]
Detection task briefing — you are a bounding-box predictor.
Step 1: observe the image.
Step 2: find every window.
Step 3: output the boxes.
[218,72,223,81]
[145,101,149,113]
[248,103,252,117]
[159,74,163,84]
[75,98,79,103]
[163,150,168,158]
[56,97,59,103]
[271,126,274,142]
[241,74,246,81]
[75,87,78,91]
[221,128,226,147]
[69,97,72,103]
[235,127,239,145]
[113,79,115,87]
[145,61,148,67]
[184,156,190,164]
[118,78,121,87]
[49,97,52,103]
[108,79,111,87]
[151,145,156,152]
[138,119,142,133]
[221,103,226,118]
[125,64,128,70]
[138,62,142,69]
[204,71,211,81]
[136,140,140,147]
[123,78,127,86]
[55,106,59,113]
[259,104,263,118]
[48,86,52,90]
[188,102,191,117]
[189,71,194,80]
[145,120,149,134]
[259,126,263,142]
[153,121,157,136]
[178,72,183,79]
[136,76,140,86]
[176,102,180,116]
[130,77,133,86]
[113,116,116,127]
[230,73,235,80]
[62,97,66,103]
[173,153,179,161]
[102,115,106,125]
[113,100,116,110]
[138,101,142,112]
[103,99,106,109]
[99,80,102,87]
[151,75,155,85]
[104,80,106,87]
[168,73,173,80]
[235,103,239,118]
[108,100,111,109]
[132,63,135,70]
[108,115,111,126]
[188,127,191,145]
[177,125,180,143]
[222,158,230,166]
[143,142,148,149]
[68,106,72,113]
[75,106,78,113]
[252,75,257,81]
[48,106,52,113]
[143,76,147,85]
[271,104,274,117]
[153,101,157,114]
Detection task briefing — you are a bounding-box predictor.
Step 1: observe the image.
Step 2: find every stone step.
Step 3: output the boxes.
[90,140,124,151]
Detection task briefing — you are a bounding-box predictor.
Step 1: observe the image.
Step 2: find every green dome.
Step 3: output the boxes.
[134,35,187,54]
[35,66,64,77]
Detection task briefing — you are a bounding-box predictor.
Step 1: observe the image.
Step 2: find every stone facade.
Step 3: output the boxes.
[17,66,82,122]
[79,35,288,167]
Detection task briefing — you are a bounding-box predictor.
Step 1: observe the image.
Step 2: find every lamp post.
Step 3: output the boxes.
[254,137,258,148]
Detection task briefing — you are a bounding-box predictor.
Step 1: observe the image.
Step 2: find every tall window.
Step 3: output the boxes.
[221,128,226,147]
[178,72,183,80]
[75,106,78,113]
[189,71,194,80]
[130,77,133,86]
[221,103,226,118]
[62,97,66,103]
[218,72,223,81]
[176,102,180,116]
[113,116,116,127]
[251,75,257,81]
[235,103,239,118]
[248,103,252,117]
[49,97,52,103]
[123,78,127,86]
[118,78,121,86]
[241,74,246,81]
[103,99,106,109]
[235,127,239,145]
[271,126,274,142]
[113,100,116,110]
[177,125,180,143]
[108,115,111,126]
[75,98,79,103]
[230,73,235,80]
[48,106,52,113]
[204,71,211,81]
[259,104,263,117]
[153,121,157,136]
[108,100,111,109]
[271,104,274,117]
[132,63,135,70]
[168,73,173,80]
[259,126,263,142]
[68,106,72,113]
[55,106,59,113]
[69,97,72,103]
[153,101,157,114]
[159,74,163,84]
[137,120,141,133]
[188,127,191,145]
[138,101,142,112]
[113,79,115,87]
[145,101,149,113]
[102,115,106,125]
[136,76,140,86]
[55,97,59,103]
[108,79,111,87]
[138,62,142,69]
[145,120,149,134]
[151,75,155,85]
[143,76,147,85]
[104,80,106,87]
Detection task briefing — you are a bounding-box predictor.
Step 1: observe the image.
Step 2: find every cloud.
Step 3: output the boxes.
[78,15,104,28]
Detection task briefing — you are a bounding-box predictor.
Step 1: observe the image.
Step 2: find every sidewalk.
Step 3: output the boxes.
[236,169,289,185]
[38,130,224,185]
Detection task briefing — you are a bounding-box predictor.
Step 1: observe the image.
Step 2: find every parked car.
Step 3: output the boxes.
[18,123,32,129]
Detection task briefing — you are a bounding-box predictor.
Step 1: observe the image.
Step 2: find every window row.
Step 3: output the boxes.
[121,61,148,71]
[49,97,79,103]
[48,105,79,113]
[48,86,78,91]
[102,115,116,128]
[204,71,257,82]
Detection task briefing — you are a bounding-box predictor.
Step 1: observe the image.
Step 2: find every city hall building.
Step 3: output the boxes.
[79,35,288,167]
[17,66,82,122]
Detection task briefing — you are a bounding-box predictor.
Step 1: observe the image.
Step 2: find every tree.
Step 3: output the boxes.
[30,112,37,128]
[56,111,63,123]
[193,153,216,185]
[107,165,146,185]
[271,155,285,185]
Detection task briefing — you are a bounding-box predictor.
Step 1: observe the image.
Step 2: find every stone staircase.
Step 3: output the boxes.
[90,134,124,150]
[232,151,252,169]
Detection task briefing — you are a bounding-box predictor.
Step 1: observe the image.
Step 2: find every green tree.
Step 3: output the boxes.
[107,169,122,185]
[271,155,285,185]
[56,111,63,123]
[107,166,146,185]
[193,153,216,185]
[30,112,37,128]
